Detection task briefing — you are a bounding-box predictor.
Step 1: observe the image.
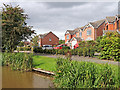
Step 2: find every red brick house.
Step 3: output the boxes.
[38,31,59,47]
[103,15,120,35]
[65,19,105,49]
[104,16,116,30]
[82,19,105,41]
[65,15,120,49]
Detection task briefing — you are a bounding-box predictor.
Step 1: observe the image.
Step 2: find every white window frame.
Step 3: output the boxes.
[87,29,91,35]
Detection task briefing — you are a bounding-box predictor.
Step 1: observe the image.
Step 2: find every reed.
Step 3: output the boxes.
[2,53,33,72]
[54,58,119,88]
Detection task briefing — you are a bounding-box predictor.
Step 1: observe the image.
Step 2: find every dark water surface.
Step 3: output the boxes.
[2,66,54,88]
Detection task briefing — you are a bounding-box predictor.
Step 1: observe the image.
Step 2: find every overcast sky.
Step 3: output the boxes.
[0,1,118,40]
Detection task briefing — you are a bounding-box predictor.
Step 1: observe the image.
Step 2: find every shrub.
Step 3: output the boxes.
[62,46,70,49]
[33,47,43,53]
[87,47,95,57]
[17,47,32,51]
[89,48,95,57]
[78,48,83,56]
[98,32,120,61]
[83,47,87,57]
[52,49,56,55]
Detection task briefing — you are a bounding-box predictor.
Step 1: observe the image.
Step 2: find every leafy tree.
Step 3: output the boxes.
[31,35,39,47]
[59,40,65,44]
[18,41,24,47]
[2,4,35,52]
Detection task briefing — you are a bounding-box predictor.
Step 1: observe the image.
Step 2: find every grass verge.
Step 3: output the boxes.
[33,55,56,72]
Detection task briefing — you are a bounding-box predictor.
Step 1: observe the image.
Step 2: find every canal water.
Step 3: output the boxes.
[2,66,54,88]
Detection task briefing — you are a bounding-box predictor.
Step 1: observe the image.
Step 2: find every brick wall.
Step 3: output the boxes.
[39,32,59,46]
[82,27,95,41]
[96,22,105,39]
[65,33,72,43]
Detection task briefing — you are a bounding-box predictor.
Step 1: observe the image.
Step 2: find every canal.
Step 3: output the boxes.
[2,66,54,88]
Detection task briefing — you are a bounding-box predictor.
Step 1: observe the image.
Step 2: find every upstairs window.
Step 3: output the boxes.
[67,35,69,39]
[76,33,77,37]
[87,29,91,35]
[49,38,51,41]
[79,32,82,37]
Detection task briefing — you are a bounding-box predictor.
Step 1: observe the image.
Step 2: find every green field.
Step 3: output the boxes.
[33,55,56,72]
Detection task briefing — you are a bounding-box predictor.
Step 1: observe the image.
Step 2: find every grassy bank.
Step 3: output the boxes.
[33,55,56,72]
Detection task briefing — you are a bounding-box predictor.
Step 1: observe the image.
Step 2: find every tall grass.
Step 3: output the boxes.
[2,53,33,71]
[54,58,119,88]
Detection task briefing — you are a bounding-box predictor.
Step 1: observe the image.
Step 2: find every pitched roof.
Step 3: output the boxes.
[39,32,49,38]
[66,26,85,35]
[39,31,59,39]
[66,30,75,35]
[106,16,116,23]
[74,26,84,31]
[80,26,84,30]
[89,19,105,28]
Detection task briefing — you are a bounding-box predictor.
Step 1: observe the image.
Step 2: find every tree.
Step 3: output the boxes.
[59,40,65,44]
[18,41,24,47]
[31,35,39,47]
[2,4,35,52]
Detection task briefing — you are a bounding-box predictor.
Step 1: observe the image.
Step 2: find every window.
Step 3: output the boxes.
[87,29,91,35]
[49,38,51,41]
[79,32,82,37]
[67,35,69,39]
[76,33,77,37]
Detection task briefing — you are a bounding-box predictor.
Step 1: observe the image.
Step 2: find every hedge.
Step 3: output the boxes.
[33,47,95,57]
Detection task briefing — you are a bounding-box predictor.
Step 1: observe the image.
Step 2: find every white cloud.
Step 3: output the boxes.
[0,2,118,39]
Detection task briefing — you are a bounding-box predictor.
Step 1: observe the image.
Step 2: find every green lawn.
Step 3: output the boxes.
[33,55,56,72]
[33,55,119,74]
